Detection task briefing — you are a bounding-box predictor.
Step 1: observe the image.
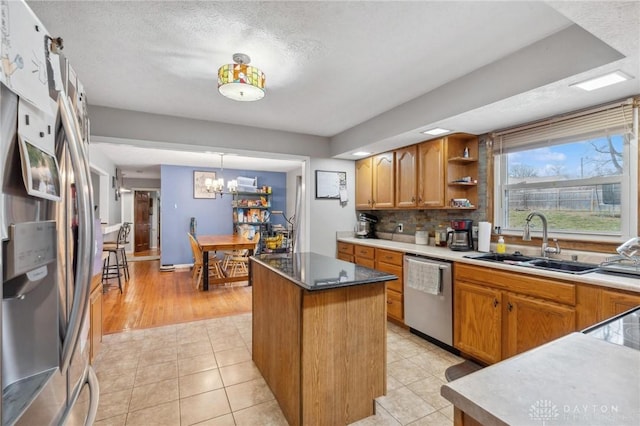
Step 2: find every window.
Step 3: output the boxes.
[494,100,638,241]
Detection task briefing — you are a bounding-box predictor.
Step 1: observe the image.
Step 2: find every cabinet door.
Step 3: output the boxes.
[504,293,575,359]
[386,289,403,322]
[355,158,373,209]
[372,153,394,208]
[454,281,502,364]
[89,285,103,364]
[417,139,445,207]
[375,261,403,294]
[395,146,417,208]
[601,290,640,319]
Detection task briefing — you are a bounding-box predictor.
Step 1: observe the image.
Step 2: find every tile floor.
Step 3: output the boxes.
[93,314,462,425]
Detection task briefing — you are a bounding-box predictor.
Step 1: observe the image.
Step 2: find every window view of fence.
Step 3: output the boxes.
[501,135,625,235]
[506,184,621,233]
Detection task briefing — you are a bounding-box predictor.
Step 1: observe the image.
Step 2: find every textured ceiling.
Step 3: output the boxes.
[26,1,640,178]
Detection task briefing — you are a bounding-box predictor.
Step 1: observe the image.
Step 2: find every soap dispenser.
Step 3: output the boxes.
[496,236,506,254]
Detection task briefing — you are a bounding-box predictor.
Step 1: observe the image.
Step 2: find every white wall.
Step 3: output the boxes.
[308,158,356,257]
[89,144,121,224]
[90,106,331,159]
[121,192,134,254]
[150,191,159,249]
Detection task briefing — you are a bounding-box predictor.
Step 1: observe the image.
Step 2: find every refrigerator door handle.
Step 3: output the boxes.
[84,366,100,426]
[58,92,94,374]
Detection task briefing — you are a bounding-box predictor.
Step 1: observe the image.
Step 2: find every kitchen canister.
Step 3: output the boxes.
[478,221,492,252]
[415,230,428,245]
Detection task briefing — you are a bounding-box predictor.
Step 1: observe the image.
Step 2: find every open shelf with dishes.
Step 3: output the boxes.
[445,134,478,209]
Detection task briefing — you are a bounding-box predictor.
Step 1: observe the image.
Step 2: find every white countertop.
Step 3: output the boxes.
[101,223,122,235]
[337,236,640,294]
[441,332,640,425]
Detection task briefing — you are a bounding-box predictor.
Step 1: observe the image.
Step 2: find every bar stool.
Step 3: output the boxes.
[102,223,129,293]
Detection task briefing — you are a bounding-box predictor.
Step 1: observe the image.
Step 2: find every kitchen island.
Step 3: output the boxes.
[250,252,396,425]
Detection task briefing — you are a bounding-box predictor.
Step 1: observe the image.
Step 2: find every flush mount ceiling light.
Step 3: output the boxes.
[422,128,450,136]
[218,53,265,101]
[352,151,371,157]
[571,70,632,91]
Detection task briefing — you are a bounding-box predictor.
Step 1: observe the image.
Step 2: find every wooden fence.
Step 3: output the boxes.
[508,185,620,214]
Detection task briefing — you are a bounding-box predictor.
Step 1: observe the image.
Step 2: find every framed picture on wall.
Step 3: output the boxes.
[194,171,217,199]
[315,170,346,199]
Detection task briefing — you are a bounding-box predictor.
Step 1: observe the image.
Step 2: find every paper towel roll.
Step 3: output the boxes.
[478,221,492,252]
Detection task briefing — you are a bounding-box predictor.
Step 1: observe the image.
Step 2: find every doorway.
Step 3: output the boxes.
[134,191,151,253]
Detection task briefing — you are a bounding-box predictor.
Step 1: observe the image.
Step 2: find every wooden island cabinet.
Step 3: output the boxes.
[251,253,396,425]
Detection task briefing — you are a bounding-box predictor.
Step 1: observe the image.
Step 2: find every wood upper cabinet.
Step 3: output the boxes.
[417,138,446,207]
[372,152,395,209]
[601,289,640,318]
[355,153,394,209]
[503,293,575,359]
[355,157,374,209]
[395,146,417,208]
[454,281,503,365]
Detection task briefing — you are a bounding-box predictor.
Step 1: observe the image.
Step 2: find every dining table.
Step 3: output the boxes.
[197,234,258,291]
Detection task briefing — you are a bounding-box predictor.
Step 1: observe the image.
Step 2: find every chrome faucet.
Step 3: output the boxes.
[522,212,561,257]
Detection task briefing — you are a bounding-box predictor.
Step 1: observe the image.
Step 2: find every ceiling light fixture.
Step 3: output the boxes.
[422,128,450,136]
[352,151,371,157]
[571,70,632,91]
[218,53,265,101]
[205,153,238,196]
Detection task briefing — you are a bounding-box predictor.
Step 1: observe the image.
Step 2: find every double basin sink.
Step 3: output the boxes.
[465,252,600,275]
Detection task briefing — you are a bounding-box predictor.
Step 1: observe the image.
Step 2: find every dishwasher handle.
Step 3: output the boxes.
[404,255,451,296]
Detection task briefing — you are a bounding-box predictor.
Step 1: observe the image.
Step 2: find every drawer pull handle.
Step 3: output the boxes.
[493,298,499,308]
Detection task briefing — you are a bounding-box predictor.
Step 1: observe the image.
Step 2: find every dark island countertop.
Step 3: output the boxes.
[251,252,397,291]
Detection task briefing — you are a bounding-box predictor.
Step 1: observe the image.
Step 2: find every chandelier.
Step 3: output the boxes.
[218,53,265,101]
[206,154,238,196]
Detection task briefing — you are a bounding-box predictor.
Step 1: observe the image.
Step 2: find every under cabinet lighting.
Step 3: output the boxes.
[352,151,371,157]
[422,128,450,136]
[571,71,632,91]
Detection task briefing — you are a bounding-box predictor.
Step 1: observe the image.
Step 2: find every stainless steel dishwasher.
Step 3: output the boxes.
[403,254,453,348]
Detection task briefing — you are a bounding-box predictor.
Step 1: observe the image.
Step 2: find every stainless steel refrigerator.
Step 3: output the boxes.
[1,1,99,424]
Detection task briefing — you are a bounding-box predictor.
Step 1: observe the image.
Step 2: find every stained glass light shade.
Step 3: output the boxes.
[218,62,266,101]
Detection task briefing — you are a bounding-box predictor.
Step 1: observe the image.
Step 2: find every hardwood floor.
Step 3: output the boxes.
[101,260,252,334]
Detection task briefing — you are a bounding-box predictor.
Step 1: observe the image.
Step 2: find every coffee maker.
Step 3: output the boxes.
[447,219,474,251]
[356,212,378,238]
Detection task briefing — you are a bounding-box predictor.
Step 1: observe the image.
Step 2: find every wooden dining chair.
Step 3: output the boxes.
[227,232,260,277]
[222,227,256,270]
[188,233,225,290]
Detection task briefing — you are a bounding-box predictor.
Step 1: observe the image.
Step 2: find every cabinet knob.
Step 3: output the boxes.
[493,298,499,308]
[411,196,415,202]
[507,302,513,312]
